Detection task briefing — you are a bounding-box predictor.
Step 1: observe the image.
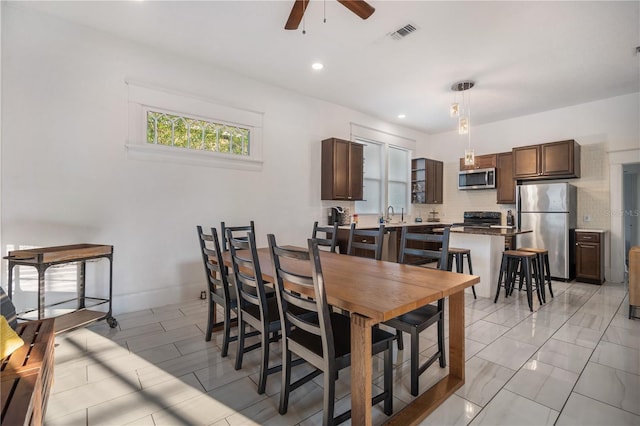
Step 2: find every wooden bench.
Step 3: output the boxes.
[1,319,55,425]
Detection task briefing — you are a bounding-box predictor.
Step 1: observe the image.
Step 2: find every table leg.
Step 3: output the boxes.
[448,291,465,380]
[7,262,14,299]
[351,313,374,426]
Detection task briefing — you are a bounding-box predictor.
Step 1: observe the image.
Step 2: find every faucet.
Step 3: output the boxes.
[386,205,395,222]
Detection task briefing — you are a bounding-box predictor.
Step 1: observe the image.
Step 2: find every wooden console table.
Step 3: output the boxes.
[5,244,117,333]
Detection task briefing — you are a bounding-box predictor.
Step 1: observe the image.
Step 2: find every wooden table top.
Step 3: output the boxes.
[5,244,113,264]
[223,248,479,323]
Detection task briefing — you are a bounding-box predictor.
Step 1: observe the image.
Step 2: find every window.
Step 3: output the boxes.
[126,81,263,170]
[355,139,410,216]
[146,110,250,156]
[388,146,410,213]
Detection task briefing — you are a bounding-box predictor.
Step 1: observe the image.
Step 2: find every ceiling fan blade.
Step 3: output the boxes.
[285,0,310,30]
[337,0,375,20]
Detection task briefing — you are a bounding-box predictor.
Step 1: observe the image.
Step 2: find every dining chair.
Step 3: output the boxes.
[267,234,394,425]
[220,221,255,252]
[346,223,385,260]
[312,221,339,253]
[226,229,282,394]
[196,226,237,355]
[383,226,449,396]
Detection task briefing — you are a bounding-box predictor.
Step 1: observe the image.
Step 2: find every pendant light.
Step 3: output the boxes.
[451,80,475,165]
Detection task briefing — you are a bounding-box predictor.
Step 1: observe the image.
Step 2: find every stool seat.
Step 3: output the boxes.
[504,250,537,258]
[518,247,547,254]
[448,247,471,255]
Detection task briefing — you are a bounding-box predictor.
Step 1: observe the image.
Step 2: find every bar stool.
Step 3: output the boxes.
[447,248,477,299]
[519,247,553,303]
[494,250,542,311]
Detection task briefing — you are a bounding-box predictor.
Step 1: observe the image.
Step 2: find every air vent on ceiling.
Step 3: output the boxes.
[389,24,417,40]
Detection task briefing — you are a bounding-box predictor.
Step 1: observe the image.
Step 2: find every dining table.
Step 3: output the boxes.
[221,247,479,426]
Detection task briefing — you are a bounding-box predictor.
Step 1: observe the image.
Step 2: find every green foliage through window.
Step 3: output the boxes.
[146,111,250,156]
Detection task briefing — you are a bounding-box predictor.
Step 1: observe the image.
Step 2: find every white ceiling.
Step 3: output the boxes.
[9,0,640,134]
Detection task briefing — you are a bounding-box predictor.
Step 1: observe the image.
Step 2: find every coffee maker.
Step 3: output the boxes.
[328,207,350,225]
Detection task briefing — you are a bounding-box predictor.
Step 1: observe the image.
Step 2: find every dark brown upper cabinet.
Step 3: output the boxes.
[321,138,364,201]
[496,151,516,204]
[513,140,581,180]
[413,158,443,204]
[459,153,497,171]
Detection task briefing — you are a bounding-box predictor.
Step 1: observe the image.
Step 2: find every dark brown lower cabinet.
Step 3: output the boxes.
[575,231,604,284]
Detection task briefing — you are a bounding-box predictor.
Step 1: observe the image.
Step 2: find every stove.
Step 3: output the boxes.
[453,211,502,228]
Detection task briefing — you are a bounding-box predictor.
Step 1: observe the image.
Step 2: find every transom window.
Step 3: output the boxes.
[146,110,250,156]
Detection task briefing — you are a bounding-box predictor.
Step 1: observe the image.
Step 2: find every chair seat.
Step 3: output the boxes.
[243,295,282,326]
[384,304,439,330]
[290,312,395,359]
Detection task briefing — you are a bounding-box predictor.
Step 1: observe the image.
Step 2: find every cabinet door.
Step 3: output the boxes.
[496,152,515,204]
[541,140,577,177]
[513,145,540,178]
[321,138,363,200]
[576,242,600,281]
[426,159,443,204]
[459,154,497,171]
[349,142,364,200]
[333,139,351,199]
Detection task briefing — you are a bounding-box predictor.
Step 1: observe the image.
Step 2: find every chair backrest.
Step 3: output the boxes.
[196,226,233,304]
[220,220,256,252]
[398,226,450,270]
[312,221,339,253]
[347,223,385,260]
[267,234,334,363]
[227,229,270,321]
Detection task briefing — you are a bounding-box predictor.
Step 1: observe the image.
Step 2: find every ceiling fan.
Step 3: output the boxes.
[285,0,375,30]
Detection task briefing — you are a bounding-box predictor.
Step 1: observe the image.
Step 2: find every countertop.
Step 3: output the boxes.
[449,226,533,237]
[337,222,448,230]
[575,229,606,233]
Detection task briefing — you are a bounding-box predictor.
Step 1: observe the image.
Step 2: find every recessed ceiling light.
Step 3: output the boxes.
[311,62,324,70]
[397,114,406,119]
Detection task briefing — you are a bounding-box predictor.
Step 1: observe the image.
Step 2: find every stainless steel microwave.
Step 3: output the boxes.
[458,168,496,190]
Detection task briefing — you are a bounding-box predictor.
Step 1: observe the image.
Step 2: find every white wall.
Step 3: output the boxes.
[416,93,640,281]
[0,6,429,314]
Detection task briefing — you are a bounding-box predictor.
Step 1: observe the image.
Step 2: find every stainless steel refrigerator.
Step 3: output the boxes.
[517,182,577,281]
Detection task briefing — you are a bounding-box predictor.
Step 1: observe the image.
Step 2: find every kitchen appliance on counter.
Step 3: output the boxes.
[517,182,577,281]
[327,206,350,226]
[458,168,496,190]
[453,211,502,228]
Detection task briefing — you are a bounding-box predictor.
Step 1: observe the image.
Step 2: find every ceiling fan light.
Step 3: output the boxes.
[311,62,324,70]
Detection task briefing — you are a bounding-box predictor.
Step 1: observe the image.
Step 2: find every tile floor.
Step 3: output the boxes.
[44,280,640,425]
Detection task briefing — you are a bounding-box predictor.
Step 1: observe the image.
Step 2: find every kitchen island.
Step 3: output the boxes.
[449,227,533,298]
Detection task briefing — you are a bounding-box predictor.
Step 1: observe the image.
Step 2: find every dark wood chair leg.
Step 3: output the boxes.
[383,341,393,415]
[396,329,404,350]
[206,297,215,342]
[279,349,291,414]
[235,318,245,370]
[495,255,507,303]
[410,328,420,396]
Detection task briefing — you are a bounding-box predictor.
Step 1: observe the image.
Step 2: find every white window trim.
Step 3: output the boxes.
[125,80,264,171]
[351,123,415,215]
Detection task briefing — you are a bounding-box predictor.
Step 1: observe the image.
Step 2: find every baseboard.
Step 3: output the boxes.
[111,281,205,315]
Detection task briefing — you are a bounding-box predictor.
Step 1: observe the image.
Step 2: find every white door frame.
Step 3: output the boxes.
[609,148,640,283]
